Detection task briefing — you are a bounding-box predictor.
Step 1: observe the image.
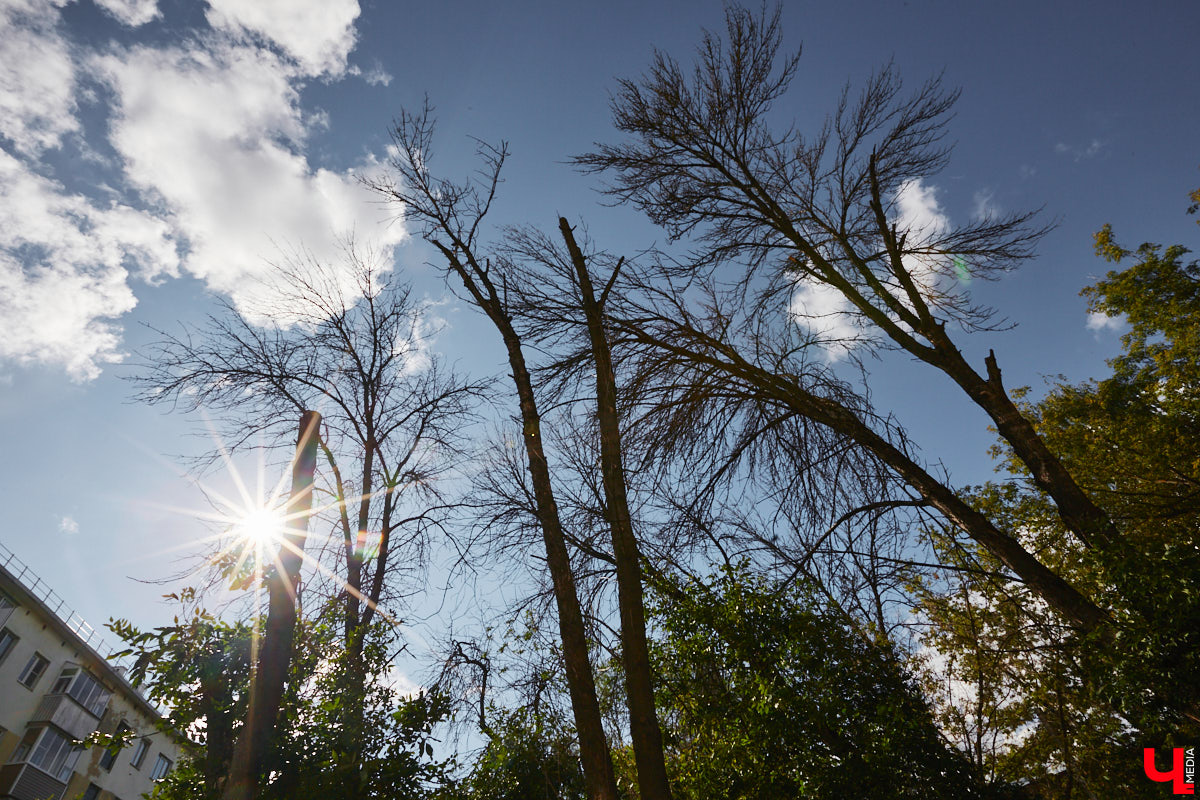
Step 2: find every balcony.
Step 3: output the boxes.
[0,763,67,800]
[29,693,101,741]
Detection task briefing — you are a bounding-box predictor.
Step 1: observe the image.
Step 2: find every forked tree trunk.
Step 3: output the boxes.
[223,411,321,800]
[560,217,672,800]
[500,318,620,800]
[431,242,620,800]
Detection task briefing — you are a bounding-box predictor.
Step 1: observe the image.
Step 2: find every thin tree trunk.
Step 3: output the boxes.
[431,241,620,800]
[200,649,233,799]
[502,322,619,800]
[223,411,321,800]
[560,217,672,800]
[339,439,374,800]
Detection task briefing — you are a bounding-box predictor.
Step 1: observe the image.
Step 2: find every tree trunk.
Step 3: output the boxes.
[625,325,1110,632]
[771,374,1110,631]
[502,324,620,800]
[560,217,672,800]
[863,164,1119,553]
[223,411,321,800]
[932,341,1119,550]
[199,648,233,800]
[431,242,620,800]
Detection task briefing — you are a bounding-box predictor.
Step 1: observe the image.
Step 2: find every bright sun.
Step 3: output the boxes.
[233,506,287,549]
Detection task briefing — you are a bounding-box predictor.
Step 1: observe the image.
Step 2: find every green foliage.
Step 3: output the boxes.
[444,708,587,800]
[917,204,1200,797]
[263,620,453,800]
[1088,225,1200,407]
[915,502,1148,797]
[110,595,453,800]
[648,565,992,800]
[110,587,250,799]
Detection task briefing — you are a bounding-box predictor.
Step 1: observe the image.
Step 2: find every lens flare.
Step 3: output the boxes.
[953,255,971,284]
[233,506,287,549]
[121,419,397,627]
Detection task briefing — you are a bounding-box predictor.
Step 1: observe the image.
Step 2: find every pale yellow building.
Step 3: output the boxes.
[0,545,185,800]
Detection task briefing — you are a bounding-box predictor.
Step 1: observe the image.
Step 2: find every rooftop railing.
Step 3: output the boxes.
[0,541,135,674]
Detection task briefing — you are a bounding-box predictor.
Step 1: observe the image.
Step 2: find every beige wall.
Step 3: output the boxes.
[0,726,16,766]
[1,574,184,800]
[73,690,182,800]
[0,605,88,735]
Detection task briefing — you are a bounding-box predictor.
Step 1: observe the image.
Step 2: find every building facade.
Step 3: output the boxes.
[0,546,184,800]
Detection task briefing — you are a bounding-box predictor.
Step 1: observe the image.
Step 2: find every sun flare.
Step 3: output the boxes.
[233,506,288,549]
[128,425,395,625]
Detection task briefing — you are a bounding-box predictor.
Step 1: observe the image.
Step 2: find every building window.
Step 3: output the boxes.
[51,665,76,694]
[150,753,172,780]
[10,727,38,762]
[51,664,111,717]
[0,627,17,664]
[17,652,49,689]
[130,737,149,769]
[0,591,13,630]
[10,726,82,782]
[99,721,131,771]
[81,784,101,800]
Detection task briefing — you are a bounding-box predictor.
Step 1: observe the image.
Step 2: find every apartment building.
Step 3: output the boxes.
[0,545,184,800]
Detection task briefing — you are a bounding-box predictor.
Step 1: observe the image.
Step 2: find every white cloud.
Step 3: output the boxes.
[0,0,78,155]
[789,280,861,361]
[204,0,360,77]
[1055,138,1105,162]
[390,671,423,700]
[892,178,954,299]
[94,39,405,321]
[93,0,159,27]
[972,189,998,220]
[59,515,79,533]
[790,178,956,359]
[0,150,178,380]
[1086,311,1125,334]
[348,61,392,86]
[0,0,403,380]
[893,178,951,245]
[391,300,447,376]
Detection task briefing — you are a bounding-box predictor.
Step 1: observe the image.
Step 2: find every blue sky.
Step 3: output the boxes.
[0,0,1197,644]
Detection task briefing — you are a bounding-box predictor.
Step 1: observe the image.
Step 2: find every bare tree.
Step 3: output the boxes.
[576,5,1111,630]
[134,247,480,796]
[369,107,621,800]
[491,221,672,798]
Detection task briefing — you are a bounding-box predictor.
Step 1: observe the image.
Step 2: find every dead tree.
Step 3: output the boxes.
[576,5,1112,630]
[369,107,620,800]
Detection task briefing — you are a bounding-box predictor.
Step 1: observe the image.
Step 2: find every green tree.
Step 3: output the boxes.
[111,595,452,799]
[647,565,994,800]
[110,589,251,798]
[446,708,587,800]
[915,209,1200,797]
